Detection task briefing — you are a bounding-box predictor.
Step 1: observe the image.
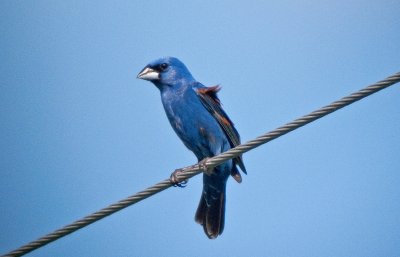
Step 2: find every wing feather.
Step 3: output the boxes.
[196,85,247,176]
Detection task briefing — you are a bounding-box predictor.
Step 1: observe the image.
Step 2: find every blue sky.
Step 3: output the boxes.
[1,1,399,256]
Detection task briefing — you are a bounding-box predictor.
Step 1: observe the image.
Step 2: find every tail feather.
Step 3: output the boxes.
[195,188,226,239]
[230,165,242,183]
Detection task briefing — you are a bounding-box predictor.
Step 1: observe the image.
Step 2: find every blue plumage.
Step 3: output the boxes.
[137,57,246,239]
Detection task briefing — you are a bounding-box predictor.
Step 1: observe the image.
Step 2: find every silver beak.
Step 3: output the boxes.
[137,67,159,81]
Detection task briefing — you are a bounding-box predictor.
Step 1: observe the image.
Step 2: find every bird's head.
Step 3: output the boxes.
[137,57,195,89]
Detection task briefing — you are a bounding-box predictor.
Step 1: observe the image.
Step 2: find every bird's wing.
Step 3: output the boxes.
[196,85,247,179]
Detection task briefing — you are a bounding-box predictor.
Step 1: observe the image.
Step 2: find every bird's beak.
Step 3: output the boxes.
[137,67,159,81]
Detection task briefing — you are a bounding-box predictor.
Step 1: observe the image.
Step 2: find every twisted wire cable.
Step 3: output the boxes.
[206,71,400,168]
[3,71,400,257]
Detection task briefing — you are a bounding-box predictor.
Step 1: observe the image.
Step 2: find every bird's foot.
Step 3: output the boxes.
[170,169,188,188]
[170,158,211,187]
[199,158,212,175]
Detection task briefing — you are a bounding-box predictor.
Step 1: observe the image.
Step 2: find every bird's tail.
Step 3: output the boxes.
[195,178,226,239]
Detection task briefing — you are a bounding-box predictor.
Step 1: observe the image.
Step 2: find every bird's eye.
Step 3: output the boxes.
[159,63,168,71]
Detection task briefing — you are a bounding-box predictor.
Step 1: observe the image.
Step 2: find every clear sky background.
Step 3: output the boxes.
[1,1,400,256]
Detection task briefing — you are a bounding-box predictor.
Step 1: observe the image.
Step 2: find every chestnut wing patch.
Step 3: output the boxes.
[196,86,247,176]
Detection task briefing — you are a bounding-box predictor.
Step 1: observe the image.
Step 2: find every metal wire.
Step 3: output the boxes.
[3,71,400,257]
[206,71,400,167]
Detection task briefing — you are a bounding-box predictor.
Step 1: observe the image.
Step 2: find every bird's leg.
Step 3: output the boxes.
[199,157,212,175]
[170,169,188,188]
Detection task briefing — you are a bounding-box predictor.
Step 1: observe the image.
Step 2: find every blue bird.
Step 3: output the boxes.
[137,57,246,239]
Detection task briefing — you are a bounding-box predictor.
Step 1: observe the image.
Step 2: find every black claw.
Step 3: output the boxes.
[173,180,188,188]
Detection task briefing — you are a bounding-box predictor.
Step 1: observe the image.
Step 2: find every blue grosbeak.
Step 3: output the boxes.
[137,57,246,239]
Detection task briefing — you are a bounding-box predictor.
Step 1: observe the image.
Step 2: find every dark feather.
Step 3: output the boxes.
[196,85,247,178]
[195,185,225,239]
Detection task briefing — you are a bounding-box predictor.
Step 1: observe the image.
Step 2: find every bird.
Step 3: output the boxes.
[137,57,246,239]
